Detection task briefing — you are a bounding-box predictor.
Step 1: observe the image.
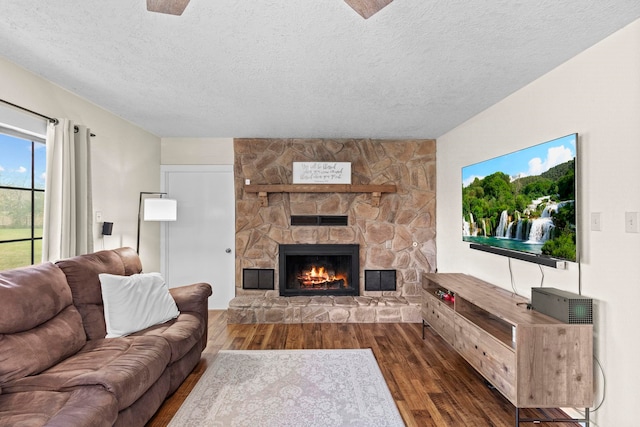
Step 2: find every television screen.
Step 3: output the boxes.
[462,134,577,264]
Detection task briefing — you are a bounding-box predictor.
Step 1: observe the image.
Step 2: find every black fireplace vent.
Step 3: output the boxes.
[243,269,275,290]
[291,215,348,226]
[365,270,396,291]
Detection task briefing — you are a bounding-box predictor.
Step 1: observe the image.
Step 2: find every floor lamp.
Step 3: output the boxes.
[136,192,178,254]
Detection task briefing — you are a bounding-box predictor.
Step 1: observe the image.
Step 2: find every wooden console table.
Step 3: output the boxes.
[421,273,593,426]
[244,184,397,207]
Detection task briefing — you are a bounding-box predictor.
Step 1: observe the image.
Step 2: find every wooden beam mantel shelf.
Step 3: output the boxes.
[244,184,397,207]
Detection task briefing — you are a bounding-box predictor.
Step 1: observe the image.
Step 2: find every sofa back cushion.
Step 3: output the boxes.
[56,247,142,340]
[0,263,86,384]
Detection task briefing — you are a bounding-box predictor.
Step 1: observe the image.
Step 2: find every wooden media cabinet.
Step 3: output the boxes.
[421,273,593,426]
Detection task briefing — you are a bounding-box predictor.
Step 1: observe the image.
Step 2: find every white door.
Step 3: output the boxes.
[161,165,235,309]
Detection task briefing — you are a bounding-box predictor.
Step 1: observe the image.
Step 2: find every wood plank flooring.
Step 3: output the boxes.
[146,310,581,427]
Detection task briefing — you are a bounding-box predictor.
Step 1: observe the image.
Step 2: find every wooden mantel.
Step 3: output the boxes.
[244,184,397,207]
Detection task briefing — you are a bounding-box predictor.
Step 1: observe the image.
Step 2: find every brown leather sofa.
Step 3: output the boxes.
[0,247,212,427]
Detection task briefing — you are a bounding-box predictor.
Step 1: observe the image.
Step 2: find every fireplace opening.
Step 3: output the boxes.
[279,244,359,297]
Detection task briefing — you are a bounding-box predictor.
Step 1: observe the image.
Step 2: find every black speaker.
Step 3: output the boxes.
[102,222,113,236]
[531,287,593,324]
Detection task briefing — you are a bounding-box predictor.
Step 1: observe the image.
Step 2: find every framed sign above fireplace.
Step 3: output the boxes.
[292,162,351,184]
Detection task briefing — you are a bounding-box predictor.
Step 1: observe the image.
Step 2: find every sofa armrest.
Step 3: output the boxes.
[170,283,212,352]
[169,283,212,314]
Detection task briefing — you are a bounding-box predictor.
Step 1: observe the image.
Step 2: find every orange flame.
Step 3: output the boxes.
[297,265,348,288]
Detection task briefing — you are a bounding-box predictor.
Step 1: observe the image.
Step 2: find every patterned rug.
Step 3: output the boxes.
[168,349,405,427]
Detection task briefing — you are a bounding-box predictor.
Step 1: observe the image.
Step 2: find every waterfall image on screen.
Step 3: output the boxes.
[462,134,577,262]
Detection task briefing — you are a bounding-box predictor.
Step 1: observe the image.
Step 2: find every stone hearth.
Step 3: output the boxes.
[228,294,421,324]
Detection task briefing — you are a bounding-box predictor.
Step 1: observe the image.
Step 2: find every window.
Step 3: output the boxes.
[0,131,46,269]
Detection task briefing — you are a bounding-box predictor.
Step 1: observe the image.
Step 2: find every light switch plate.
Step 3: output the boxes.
[625,212,639,233]
[590,212,601,231]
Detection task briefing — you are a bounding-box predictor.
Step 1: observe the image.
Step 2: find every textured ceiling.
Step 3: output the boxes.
[1,1,639,139]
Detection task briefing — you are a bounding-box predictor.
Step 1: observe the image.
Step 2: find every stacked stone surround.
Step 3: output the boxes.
[232,138,436,323]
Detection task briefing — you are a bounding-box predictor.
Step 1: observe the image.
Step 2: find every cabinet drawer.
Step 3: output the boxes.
[422,294,454,345]
[454,315,516,403]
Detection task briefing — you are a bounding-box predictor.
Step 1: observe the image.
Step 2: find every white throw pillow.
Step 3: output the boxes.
[98,272,180,338]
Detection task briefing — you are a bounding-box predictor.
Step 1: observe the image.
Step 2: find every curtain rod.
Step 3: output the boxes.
[1,98,96,137]
[0,98,59,125]
[74,126,97,137]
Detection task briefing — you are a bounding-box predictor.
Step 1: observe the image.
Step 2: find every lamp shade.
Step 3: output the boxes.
[143,198,177,221]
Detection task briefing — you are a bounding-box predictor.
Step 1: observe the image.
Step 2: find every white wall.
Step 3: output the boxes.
[0,57,163,271]
[161,137,234,165]
[437,18,640,426]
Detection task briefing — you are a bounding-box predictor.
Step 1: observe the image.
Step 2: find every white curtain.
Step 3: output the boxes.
[42,119,93,261]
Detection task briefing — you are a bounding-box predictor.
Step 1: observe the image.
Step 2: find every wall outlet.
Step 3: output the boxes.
[625,212,639,233]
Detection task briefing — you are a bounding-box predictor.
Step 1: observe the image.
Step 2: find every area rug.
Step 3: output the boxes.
[168,349,405,427]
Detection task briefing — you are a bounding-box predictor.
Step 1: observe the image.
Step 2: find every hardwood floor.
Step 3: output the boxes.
[146,310,581,427]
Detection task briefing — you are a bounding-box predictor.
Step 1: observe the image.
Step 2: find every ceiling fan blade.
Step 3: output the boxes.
[344,0,394,19]
[146,0,190,16]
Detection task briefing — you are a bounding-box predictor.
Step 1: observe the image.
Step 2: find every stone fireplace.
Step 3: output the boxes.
[279,244,359,297]
[230,138,437,323]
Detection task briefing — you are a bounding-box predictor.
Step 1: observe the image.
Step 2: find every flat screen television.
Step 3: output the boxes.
[462,134,578,267]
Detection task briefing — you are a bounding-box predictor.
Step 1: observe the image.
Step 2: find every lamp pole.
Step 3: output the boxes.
[136,191,167,254]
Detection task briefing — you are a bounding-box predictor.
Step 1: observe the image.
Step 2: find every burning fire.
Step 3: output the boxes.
[297,265,348,288]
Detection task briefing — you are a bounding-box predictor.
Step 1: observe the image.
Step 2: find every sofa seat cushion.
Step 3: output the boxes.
[130,312,205,363]
[0,387,118,427]
[3,336,171,411]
